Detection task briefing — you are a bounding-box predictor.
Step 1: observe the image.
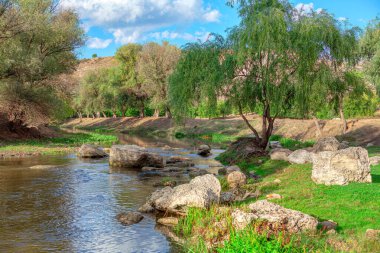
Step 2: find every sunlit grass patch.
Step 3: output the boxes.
[0,132,118,155]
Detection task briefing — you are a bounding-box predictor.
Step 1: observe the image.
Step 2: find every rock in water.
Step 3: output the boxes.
[116,212,144,225]
[270,148,292,161]
[313,137,340,152]
[249,200,318,233]
[141,174,221,214]
[197,144,211,156]
[77,144,107,158]
[288,149,313,164]
[227,171,247,188]
[311,147,372,185]
[109,145,164,168]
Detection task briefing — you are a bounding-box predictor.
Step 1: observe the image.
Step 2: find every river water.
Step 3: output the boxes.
[0,134,224,253]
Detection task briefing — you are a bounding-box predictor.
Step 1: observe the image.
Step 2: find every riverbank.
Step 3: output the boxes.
[171,145,380,252]
[62,116,380,146]
[0,131,117,158]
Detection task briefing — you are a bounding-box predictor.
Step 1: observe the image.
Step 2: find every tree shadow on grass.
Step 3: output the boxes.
[371,174,380,184]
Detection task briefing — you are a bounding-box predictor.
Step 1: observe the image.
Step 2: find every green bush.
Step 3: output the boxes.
[343,92,378,118]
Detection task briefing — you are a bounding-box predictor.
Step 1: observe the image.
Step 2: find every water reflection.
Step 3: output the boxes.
[0,134,224,253]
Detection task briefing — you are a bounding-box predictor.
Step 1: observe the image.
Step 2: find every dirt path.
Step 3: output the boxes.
[62,115,380,145]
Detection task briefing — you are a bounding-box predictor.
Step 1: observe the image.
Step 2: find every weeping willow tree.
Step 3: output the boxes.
[170,0,355,149]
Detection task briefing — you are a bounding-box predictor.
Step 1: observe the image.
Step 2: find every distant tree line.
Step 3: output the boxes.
[73,42,181,119]
[0,0,378,143]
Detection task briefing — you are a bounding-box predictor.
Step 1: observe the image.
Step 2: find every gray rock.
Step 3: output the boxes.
[226,165,241,174]
[370,156,380,166]
[138,203,155,213]
[109,145,164,168]
[249,200,318,233]
[78,144,107,158]
[365,229,380,239]
[270,148,292,161]
[116,212,144,225]
[269,141,282,149]
[227,171,247,188]
[157,217,179,227]
[144,174,221,214]
[319,220,337,231]
[232,209,257,230]
[311,147,372,185]
[165,156,194,167]
[220,191,236,204]
[189,169,209,177]
[288,149,313,164]
[218,167,227,175]
[197,144,211,156]
[338,141,350,150]
[29,165,56,170]
[313,137,340,152]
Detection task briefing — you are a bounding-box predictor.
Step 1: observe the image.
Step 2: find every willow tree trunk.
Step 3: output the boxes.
[313,116,322,138]
[153,109,160,117]
[339,97,347,134]
[165,107,172,119]
[102,112,107,118]
[139,101,145,118]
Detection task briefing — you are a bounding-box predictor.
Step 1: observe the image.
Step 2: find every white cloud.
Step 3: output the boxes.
[87,37,113,49]
[338,17,347,22]
[147,30,211,42]
[202,9,221,22]
[61,0,220,44]
[295,3,314,15]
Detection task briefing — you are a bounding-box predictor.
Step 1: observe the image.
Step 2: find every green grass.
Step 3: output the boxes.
[178,146,380,252]
[215,229,304,253]
[73,125,116,133]
[269,135,315,150]
[367,146,380,157]
[0,132,118,155]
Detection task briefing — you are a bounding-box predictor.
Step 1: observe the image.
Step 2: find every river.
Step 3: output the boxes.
[0,134,224,253]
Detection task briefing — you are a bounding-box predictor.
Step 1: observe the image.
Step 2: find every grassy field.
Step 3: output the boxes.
[0,132,118,156]
[175,144,380,253]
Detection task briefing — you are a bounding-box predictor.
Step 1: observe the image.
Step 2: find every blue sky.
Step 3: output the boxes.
[60,0,380,59]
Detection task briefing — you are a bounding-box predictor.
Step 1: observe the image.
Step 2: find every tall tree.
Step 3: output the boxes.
[0,0,84,128]
[138,41,181,118]
[115,44,147,117]
[360,18,380,93]
[169,0,356,149]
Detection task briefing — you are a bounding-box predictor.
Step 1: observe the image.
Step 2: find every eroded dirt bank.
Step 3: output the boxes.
[62,115,380,145]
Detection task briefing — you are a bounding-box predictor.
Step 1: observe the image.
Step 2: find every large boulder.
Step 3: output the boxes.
[270,148,292,161]
[288,149,313,164]
[78,144,107,158]
[142,174,221,214]
[311,147,372,185]
[248,200,318,233]
[109,145,164,168]
[313,137,340,152]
